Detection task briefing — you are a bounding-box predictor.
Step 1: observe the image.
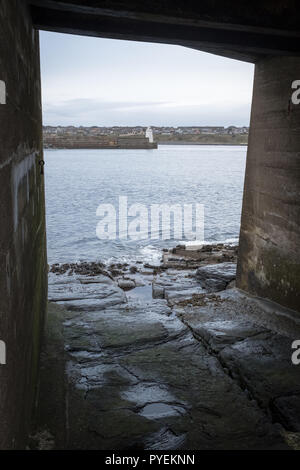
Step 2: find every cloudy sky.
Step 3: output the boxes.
[40,31,254,127]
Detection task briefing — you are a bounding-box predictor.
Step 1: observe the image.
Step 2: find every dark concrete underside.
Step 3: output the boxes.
[28,0,300,63]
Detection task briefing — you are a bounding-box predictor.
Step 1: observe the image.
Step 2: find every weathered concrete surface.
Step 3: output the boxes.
[237,57,300,313]
[33,267,300,450]
[0,0,47,449]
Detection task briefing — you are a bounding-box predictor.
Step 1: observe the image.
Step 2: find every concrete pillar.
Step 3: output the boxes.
[0,1,47,448]
[237,56,300,312]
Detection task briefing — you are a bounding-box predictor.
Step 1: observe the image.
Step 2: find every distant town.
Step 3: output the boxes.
[43,125,249,149]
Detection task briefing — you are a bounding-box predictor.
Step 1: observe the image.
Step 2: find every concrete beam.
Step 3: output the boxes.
[28,1,300,63]
[26,0,300,32]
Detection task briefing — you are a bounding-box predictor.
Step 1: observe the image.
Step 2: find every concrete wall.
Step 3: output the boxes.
[237,57,300,312]
[0,0,47,448]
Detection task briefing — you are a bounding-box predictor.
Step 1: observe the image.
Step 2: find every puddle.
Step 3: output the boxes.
[123,383,187,419]
[123,383,173,405]
[127,284,153,302]
[140,402,185,419]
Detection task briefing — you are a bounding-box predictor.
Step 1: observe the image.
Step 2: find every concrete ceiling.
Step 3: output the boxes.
[28,1,300,63]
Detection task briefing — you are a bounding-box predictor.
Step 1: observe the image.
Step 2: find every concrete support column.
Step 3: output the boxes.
[237,56,300,312]
[0,1,47,448]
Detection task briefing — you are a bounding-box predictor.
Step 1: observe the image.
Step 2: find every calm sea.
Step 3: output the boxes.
[44,145,246,265]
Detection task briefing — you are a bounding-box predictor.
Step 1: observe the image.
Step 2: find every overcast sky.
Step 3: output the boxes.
[40,31,254,127]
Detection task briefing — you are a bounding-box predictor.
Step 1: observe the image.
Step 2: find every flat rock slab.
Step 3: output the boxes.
[195,262,236,292]
[118,279,136,290]
[35,268,300,450]
[65,321,286,450]
[152,270,204,303]
[176,289,300,431]
[190,319,266,352]
[48,272,126,310]
[219,333,300,411]
[64,301,182,354]
[36,284,291,450]
[162,244,237,270]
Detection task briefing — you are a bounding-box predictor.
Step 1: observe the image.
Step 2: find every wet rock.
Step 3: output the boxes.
[195,262,236,292]
[108,262,130,277]
[145,427,186,450]
[220,332,300,410]
[189,318,266,353]
[38,283,290,449]
[118,279,136,291]
[79,275,113,285]
[165,288,204,306]
[50,261,112,278]
[162,243,237,270]
[178,289,300,432]
[152,284,165,299]
[40,247,299,450]
[48,272,126,310]
[143,262,165,270]
[129,266,138,273]
[152,270,203,303]
[58,291,126,311]
[109,268,123,277]
[271,394,300,432]
[226,279,236,289]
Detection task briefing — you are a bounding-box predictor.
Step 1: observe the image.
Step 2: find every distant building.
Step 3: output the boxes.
[145,126,154,143]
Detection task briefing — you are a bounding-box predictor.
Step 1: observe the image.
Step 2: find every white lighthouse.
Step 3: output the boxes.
[145,126,154,143]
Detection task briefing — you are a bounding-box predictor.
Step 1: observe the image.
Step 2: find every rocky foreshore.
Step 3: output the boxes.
[49,242,238,279]
[48,243,238,306]
[34,242,300,450]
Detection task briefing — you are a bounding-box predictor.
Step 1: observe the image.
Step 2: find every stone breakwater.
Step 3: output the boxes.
[43,134,157,149]
[33,243,300,450]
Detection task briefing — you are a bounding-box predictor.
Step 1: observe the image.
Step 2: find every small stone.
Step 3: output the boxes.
[129,266,138,273]
[118,279,136,291]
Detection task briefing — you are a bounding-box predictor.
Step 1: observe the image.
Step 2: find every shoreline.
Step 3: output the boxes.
[43,142,247,150]
[49,242,238,277]
[157,141,247,146]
